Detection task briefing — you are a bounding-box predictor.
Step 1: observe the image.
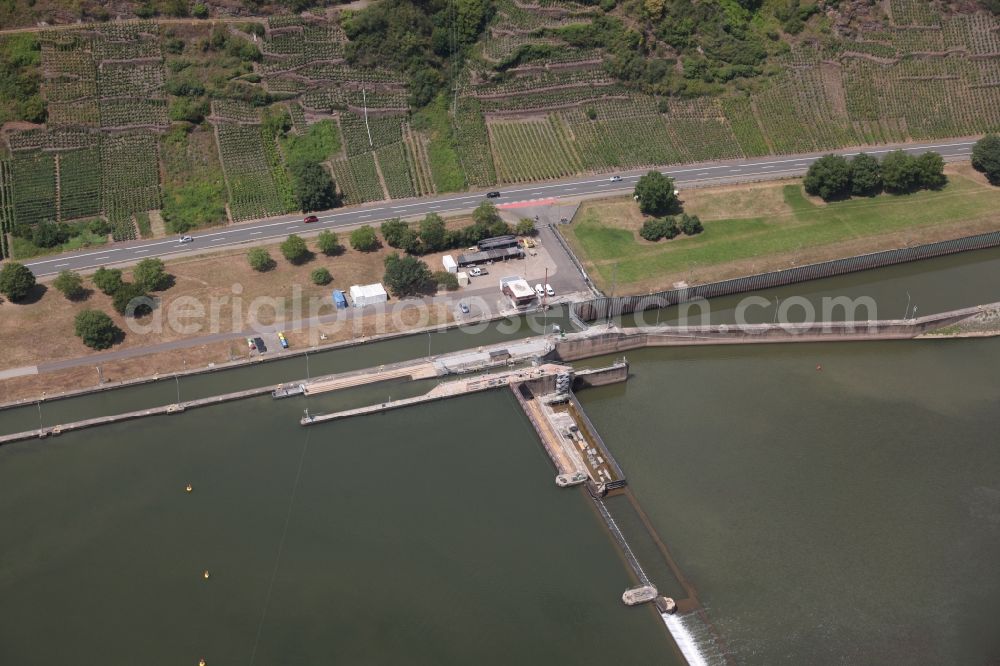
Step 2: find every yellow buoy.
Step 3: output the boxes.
[185,484,193,493]
[199,660,206,666]
[202,570,210,580]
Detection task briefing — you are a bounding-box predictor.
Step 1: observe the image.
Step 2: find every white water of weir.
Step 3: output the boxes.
[661,613,711,666]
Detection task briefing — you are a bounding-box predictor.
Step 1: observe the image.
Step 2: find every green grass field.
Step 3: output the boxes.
[567,172,1000,292]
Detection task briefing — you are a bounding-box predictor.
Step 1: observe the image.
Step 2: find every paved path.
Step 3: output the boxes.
[20,138,979,278]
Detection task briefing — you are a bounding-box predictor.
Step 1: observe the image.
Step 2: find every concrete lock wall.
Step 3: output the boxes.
[572,230,1000,323]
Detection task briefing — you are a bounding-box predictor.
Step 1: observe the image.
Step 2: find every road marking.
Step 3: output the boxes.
[696,172,710,176]
[760,165,774,170]
[287,225,298,229]
[93,256,110,260]
[211,237,224,242]
[249,231,262,235]
[358,214,372,218]
[134,250,148,254]
[55,263,68,267]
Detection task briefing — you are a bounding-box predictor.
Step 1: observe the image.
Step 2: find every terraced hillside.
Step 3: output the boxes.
[0,0,999,259]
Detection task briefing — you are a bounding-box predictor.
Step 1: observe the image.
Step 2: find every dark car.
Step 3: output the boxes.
[253,337,267,353]
[303,215,319,223]
[486,191,501,198]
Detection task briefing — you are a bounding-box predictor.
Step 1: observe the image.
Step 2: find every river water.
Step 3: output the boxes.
[1,248,999,664]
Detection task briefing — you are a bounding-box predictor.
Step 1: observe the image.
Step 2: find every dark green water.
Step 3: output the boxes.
[582,339,1000,665]
[0,391,677,665]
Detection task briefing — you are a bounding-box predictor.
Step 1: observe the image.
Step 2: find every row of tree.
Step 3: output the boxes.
[347,202,531,255]
[804,150,946,201]
[972,134,1000,185]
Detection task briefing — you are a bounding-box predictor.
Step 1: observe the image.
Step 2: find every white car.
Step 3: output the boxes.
[609,175,622,182]
[179,235,194,244]
[534,283,545,297]
[545,284,555,297]
[469,267,483,277]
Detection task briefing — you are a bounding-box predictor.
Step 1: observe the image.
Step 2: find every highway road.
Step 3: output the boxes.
[21,137,978,277]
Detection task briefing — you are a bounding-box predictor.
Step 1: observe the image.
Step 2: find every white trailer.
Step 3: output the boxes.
[349,283,388,308]
[442,254,458,273]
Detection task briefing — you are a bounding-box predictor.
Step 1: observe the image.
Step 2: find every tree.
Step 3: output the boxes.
[92,267,124,295]
[803,154,852,201]
[53,270,86,300]
[971,135,1000,185]
[280,234,310,264]
[381,219,411,248]
[350,225,380,252]
[316,230,343,256]
[915,151,947,190]
[290,161,338,212]
[472,201,502,227]
[850,153,882,196]
[74,309,121,350]
[0,262,35,302]
[248,247,274,272]
[433,270,459,291]
[419,213,447,252]
[383,253,433,297]
[633,171,679,216]
[516,218,536,236]
[112,283,152,317]
[881,150,922,193]
[679,214,703,236]
[132,258,170,291]
[311,267,332,285]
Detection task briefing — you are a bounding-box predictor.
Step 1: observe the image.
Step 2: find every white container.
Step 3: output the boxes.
[456,271,470,286]
[442,254,458,274]
[349,283,388,308]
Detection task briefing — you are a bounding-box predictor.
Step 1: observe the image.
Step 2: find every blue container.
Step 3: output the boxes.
[332,289,348,309]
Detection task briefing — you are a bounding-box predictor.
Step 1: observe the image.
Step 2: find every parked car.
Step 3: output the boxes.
[303,215,319,223]
[609,175,622,182]
[277,331,289,349]
[179,235,194,244]
[246,337,255,351]
[534,283,544,297]
[253,337,267,353]
[469,267,483,277]
[486,191,501,198]
[459,302,470,314]
[545,284,555,297]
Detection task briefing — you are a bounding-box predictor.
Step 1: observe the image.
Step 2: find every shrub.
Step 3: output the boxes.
[53,270,86,300]
[350,225,380,252]
[433,270,459,291]
[32,220,69,248]
[803,154,852,201]
[971,135,1000,185]
[850,153,882,196]
[0,262,36,302]
[248,247,274,272]
[634,171,679,216]
[89,218,111,236]
[381,219,411,248]
[192,2,209,18]
[916,151,947,190]
[74,310,121,350]
[679,214,703,236]
[93,267,124,295]
[311,267,332,285]
[638,217,680,241]
[316,230,343,256]
[280,234,311,264]
[132,258,171,292]
[881,150,922,193]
